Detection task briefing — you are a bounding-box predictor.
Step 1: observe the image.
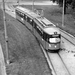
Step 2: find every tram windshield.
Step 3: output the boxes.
[43,32,61,43]
[49,34,61,43]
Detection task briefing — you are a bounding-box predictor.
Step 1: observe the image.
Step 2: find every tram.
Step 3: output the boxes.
[15,6,61,52]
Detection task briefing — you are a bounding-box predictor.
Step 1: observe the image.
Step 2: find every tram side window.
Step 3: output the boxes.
[24,14,26,20]
[33,22,43,37]
[20,12,24,18]
[36,25,43,37]
[27,16,30,23]
[15,10,17,14]
[16,10,24,18]
[43,32,49,42]
[43,32,46,41]
[26,16,33,26]
[16,10,21,16]
[33,21,37,28]
[59,34,61,38]
[16,10,19,15]
[30,19,33,26]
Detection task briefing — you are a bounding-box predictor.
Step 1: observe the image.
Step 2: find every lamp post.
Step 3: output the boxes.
[2,0,9,64]
[32,0,34,11]
[62,0,65,27]
[17,0,19,6]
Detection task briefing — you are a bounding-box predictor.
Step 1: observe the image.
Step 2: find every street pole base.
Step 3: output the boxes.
[62,24,65,27]
[6,60,10,65]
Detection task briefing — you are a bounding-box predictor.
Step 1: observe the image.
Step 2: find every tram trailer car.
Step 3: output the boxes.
[15,6,61,52]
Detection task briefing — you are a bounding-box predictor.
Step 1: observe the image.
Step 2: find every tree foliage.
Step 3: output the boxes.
[50,0,75,14]
[71,0,75,9]
[51,0,75,8]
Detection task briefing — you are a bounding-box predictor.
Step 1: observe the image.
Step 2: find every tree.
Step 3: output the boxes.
[50,0,75,14]
[71,0,75,10]
[50,0,66,14]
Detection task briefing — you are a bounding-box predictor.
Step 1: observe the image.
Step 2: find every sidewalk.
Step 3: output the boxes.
[0,44,7,75]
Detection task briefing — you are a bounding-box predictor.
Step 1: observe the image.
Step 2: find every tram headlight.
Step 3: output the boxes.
[49,38,60,43]
[49,38,56,43]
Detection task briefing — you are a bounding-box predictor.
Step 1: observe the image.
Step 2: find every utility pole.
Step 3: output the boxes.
[32,0,34,11]
[2,0,9,65]
[62,0,65,27]
[17,0,19,6]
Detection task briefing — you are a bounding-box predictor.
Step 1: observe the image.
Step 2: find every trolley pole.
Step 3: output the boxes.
[32,0,34,11]
[2,0,9,65]
[62,0,65,27]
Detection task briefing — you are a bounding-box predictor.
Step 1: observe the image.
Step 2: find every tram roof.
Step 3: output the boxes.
[36,17,56,27]
[44,27,60,35]
[16,6,56,28]
[16,6,40,18]
[16,6,60,34]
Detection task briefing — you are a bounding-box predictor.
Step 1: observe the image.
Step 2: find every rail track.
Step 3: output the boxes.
[60,29,75,46]
[58,53,71,74]
[39,28,75,75]
[40,44,71,75]
[60,29,75,53]
[40,28,75,75]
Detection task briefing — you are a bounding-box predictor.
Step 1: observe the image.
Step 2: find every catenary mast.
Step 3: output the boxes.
[2,0,9,64]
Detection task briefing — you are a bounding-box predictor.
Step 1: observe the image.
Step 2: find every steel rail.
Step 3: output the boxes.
[60,29,74,38]
[40,44,71,75]
[40,44,56,75]
[60,29,75,53]
[58,53,71,75]
[61,35,75,46]
[60,29,75,46]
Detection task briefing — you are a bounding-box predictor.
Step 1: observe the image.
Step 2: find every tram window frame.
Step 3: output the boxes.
[30,19,34,26]
[26,16,33,26]
[16,10,19,15]
[17,11,21,16]
[33,21,37,28]
[15,10,17,14]
[59,34,61,38]
[27,16,30,23]
[33,21,43,37]
[43,32,61,43]
[20,12,24,18]
[43,32,51,42]
[16,10,24,17]
[36,25,43,37]
[24,14,26,20]
[43,32,47,41]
